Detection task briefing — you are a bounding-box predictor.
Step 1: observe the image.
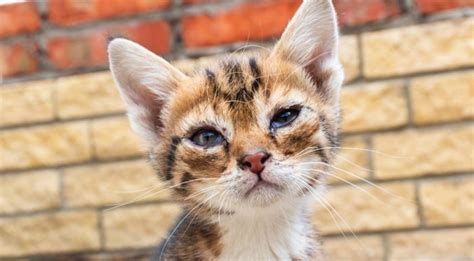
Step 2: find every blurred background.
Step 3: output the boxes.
[0,0,473,260]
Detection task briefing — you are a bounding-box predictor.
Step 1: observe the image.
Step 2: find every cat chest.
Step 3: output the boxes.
[216,219,310,261]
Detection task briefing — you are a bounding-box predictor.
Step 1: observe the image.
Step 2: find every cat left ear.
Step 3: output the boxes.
[271,0,343,105]
[108,39,186,148]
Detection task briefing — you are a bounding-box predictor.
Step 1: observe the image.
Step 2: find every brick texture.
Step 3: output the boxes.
[362,18,474,78]
[0,211,99,257]
[334,0,400,27]
[54,72,124,119]
[415,0,474,14]
[341,81,408,133]
[388,229,474,260]
[47,20,171,69]
[324,236,384,261]
[0,80,54,127]
[0,2,40,38]
[339,35,360,82]
[103,204,181,249]
[181,0,301,48]
[329,137,370,184]
[373,126,474,179]
[420,177,474,226]
[91,117,142,159]
[0,122,92,171]
[48,0,171,26]
[63,160,170,208]
[0,170,60,214]
[313,182,418,234]
[410,71,474,125]
[0,42,38,77]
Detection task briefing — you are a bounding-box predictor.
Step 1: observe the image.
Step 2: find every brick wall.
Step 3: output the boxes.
[0,0,473,259]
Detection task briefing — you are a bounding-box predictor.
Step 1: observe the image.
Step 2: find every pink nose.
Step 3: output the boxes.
[241,151,271,175]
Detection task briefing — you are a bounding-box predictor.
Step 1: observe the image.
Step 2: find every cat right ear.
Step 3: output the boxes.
[108,39,186,148]
[271,0,343,105]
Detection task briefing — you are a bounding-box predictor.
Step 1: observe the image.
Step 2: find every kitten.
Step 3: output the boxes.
[108,0,343,260]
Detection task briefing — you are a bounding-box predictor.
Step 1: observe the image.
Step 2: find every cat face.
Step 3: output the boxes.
[109,0,343,212]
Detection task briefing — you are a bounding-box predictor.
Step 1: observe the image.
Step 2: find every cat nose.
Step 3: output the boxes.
[240,151,271,175]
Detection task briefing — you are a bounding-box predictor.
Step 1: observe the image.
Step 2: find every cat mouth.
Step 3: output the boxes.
[244,179,283,198]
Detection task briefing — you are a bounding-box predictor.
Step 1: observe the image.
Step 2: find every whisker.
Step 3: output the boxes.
[105,178,218,212]
[291,175,355,247]
[317,162,414,203]
[314,146,409,159]
[317,196,370,256]
[300,169,398,207]
[110,177,218,194]
[334,153,373,173]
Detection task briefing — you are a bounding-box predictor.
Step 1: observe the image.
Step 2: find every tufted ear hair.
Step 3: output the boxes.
[272,0,344,105]
[108,38,187,148]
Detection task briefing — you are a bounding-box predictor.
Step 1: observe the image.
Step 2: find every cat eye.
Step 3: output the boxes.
[190,129,225,147]
[270,108,301,129]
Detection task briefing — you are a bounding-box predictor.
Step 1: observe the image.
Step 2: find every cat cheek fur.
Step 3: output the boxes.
[108,0,342,259]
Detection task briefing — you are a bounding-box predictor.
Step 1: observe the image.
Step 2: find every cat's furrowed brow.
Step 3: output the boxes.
[205,57,264,108]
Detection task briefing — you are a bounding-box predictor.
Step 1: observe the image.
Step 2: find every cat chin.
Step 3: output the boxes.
[243,183,285,207]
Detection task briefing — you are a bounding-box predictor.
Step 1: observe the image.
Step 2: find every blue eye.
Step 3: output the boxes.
[190,129,225,147]
[270,108,300,129]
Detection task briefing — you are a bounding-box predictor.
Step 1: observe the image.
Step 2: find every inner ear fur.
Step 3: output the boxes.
[108,38,187,147]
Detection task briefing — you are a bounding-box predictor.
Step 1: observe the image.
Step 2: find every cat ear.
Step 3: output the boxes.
[271,0,343,104]
[108,38,186,147]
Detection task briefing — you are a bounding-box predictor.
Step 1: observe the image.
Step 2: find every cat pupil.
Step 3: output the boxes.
[271,109,300,129]
[191,129,223,147]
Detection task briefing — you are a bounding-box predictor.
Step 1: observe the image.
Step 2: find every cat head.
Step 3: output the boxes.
[108,0,343,212]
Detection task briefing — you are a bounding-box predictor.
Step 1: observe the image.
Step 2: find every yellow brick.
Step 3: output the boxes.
[91,117,143,160]
[0,211,99,257]
[63,160,170,208]
[339,35,360,83]
[362,18,474,78]
[0,80,54,127]
[0,170,60,214]
[388,229,474,261]
[54,72,125,119]
[313,182,418,234]
[410,71,474,125]
[420,177,474,226]
[324,236,384,261]
[373,126,473,179]
[0,122,92,171]
[341,81,408,132]
[329,137,370,184]
[103,203,181,249]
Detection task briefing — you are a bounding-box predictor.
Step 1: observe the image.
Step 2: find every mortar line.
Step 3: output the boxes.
[366,135,375,180]
[98,209,106,250]
[321,223,474,238]
[382,233,391,261]
[0,200,178,219]
[414,181,426,227]
[403,78,415,127]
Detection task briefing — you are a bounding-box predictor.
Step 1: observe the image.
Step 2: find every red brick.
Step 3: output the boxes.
[0,2,40,38]
[48,0,171,26]
[334,0,400,27]
[181,0,302,48]
[0,42,38,77]
[415,0,474,14]
[47,20,171,70]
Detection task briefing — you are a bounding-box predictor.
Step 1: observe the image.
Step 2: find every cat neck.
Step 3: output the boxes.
[216,196,317,260]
